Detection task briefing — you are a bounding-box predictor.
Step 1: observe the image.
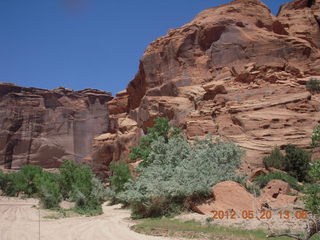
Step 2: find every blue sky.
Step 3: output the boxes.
[0,0,291,95]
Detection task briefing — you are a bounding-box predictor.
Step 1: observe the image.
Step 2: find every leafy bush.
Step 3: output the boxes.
[129,117,181,167]
[109,161,131,194]
[310,160,320,180]
[35,171,62,209]
[311,124,320,147]
[284,144,311,182]
[0,172,25,197]
[19,165,44,197]
[303,160,320,214]
[263,145,311,182]
[59,160,107,214]
[233,175,261,197]
[107,161,132,204]
[120,136,243,218]
[59,160,79,199]
[254,171,302,191]
[306,78,320,92]
[0,161,107,215]
[304,183,320,214]
[0,170,4,193]
[246,184,261,197]
[263,147,286,170]
[73,177,108,216]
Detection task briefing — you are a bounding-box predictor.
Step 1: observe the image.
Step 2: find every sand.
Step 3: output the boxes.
[0,197,175,240]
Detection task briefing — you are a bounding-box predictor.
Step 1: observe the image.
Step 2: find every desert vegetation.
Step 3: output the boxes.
[261,126,320,240]
[262,145,311,182]
[0,160,108,215]
[108,117,244,218]
[108,118,320,239]
[306,78,320,92]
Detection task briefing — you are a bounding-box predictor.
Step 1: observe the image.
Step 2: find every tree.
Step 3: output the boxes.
[129,117,181,167]
[263,147,286,170]
[109,161,132,194]
[284,145,311,182]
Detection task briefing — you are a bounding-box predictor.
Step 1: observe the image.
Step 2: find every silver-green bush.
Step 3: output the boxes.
[119,136,244,218]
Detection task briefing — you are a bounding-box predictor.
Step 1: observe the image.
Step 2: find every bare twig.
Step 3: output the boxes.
[266,233,302,240]
[266,213,320,240]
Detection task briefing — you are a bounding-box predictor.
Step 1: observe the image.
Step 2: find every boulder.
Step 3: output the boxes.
[262,180,291,198]
[194,181,259,214]
[259,180,298,208]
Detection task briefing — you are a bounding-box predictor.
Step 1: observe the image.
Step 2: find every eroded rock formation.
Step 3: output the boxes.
[99,0,320,172]
[0,83,112,172]
[2,0,320,175]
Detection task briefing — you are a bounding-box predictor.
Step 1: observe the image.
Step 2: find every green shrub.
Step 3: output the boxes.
[246,184,261,197]
[129,117,181,167]
[0,170,4,193]
[19,165,43,197]
[59,160,107,215]
[303,160,320,214]
[1,165,45,197]
[306,78,320,92]
[254,171,302,191]
[284,144,311,182]
[109,161,131,194]
[0,161,107,215]
[311,124,320,147]
[263,145,311,182]
[304,183,320,214]
[35,171,62,209]
[1,172,25,197]
[310,160,320,180]
[234,175,261,197]
[120,136,243,218]
[263,147,286,170]
[59,160,79,199]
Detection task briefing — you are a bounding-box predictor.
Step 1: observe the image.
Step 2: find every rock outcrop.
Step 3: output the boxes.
[0,83,112,172]
[2,0,320,175]
[194,180,298,215]
[100,0,320,172]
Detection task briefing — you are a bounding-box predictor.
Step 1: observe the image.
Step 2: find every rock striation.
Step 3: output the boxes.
[2,0,320,175]
[99,0,320,172]
[0,83,112,172]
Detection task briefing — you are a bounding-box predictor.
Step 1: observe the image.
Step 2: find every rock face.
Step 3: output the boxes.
[194,180,298,215]
[259,180,298,208]
[0,83,112,171]
[100,0,320,171]
[194,181,259,214]
[2,0,320,174]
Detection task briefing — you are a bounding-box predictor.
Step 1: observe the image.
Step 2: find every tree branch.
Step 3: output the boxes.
[266,233,302,240]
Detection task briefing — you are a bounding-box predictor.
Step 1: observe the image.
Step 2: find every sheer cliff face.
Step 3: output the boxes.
[126,0,320,110]
[0,83,112,170]
[2,0,320,173]
[102,0,320,171]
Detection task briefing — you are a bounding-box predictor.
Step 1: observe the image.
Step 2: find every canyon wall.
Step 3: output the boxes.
[97,0,320,172]
[1,0,320,175]
[0,83,112,172]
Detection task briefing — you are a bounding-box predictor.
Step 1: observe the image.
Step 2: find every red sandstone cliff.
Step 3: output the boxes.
[1,0,320,175]
[0,83,112,173]
[98,0,320,171]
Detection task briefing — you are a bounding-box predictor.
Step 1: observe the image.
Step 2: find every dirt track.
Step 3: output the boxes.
[0,197,175,240]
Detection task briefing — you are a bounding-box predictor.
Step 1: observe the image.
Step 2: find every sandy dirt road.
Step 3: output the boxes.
[0,197,176,240]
